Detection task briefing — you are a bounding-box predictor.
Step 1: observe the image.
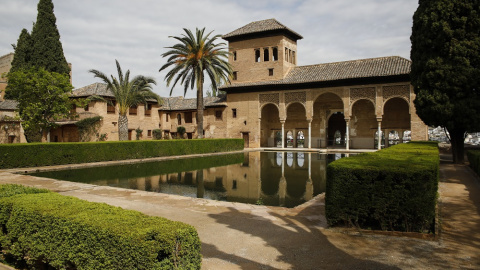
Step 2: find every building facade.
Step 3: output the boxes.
[1,19,428,148]
[220,19,428,149]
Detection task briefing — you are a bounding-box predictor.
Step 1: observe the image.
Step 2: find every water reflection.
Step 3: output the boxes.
[30,152,350,208]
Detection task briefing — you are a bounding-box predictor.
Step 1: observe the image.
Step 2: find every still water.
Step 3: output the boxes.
[30,152,348,208]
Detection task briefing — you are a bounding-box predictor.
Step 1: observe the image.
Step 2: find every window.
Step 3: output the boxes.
[263,48,269,61]
[255,49,260,62]
[185,112,193,123]
[233,71,237,81]
[129,105,137,115]
[273,47,278,61]
[147,130,152,137]
[71,104,76,114]
[289,49,292,63]
[232,108,237,118]
[84,103,89,111]
[145,103,152,116]
[177,114,182,125]
[268,68,274,76]
[166,113,169,122]
[285,48,288,62]
[107,100,116,114]
[215,110,222,121]
[233,51,237,61]
[292,51,296,64]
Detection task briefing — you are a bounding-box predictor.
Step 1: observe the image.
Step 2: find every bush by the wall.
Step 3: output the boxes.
[0,185,201,269]
[326,141,439,233]
[0,139,244,169]
[467,150,480,176]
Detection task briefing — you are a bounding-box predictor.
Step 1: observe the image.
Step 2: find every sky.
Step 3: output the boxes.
[0,0,419,98]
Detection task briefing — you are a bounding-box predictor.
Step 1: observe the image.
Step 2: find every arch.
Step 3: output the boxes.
[350,99,377,149]
[260,103,281,147]
[382,97,411,146]
[312,92,345,148]
[285,103,307,147]
[285,101,306,111]
[327,112,346,146]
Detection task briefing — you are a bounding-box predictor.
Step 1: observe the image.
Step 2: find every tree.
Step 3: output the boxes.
[410,0,480,163]
[30,0,70,75]
[159,28,232,139]
[6,67,73,142]
[5,29,33,100]
[89,60,161,141]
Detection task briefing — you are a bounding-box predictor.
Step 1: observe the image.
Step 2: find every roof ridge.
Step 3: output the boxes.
[293,56,410,69]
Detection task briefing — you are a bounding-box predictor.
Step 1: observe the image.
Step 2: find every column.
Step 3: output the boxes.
[308,119,312,149]
[281,120,285,149]
[345,120,350,150]
[377,120,382,150]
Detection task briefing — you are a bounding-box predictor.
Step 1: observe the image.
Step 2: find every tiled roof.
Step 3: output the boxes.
[160,95,227,111]
[71,82,114,98]
[0,99,18,110]
[221,56,411,89]
[223,18,303,40]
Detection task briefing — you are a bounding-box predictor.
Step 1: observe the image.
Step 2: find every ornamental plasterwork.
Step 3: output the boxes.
[259,93,280,106]
[285,91,306,106]
[383,85,410,102]
[350,87,376,105]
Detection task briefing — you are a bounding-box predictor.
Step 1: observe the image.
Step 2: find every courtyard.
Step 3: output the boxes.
[0,151,479,269]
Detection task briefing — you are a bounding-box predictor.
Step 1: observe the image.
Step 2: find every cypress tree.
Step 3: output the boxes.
[30,0,70,75]
[5,29,33,99]
[9,28,33,73]
[410,0,480,163]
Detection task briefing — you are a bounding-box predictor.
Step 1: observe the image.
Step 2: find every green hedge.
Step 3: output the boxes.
[326,142,439,233]
[467,150,480,176]
[0,139,244,169]
[0,184,201,269]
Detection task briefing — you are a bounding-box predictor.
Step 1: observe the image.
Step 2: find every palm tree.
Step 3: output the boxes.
[159,28,232,138]
[89,60,161,141]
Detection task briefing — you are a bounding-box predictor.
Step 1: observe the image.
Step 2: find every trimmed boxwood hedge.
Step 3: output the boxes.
[326,142,439,233]
[0,184,201,269]
[467,150,480,176]
[0,139,243,169]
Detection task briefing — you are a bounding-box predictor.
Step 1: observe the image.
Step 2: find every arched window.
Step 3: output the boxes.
[334,130,342,145]
[297,131,305,148]
[263,48,269,61]
[402,130,411,143]
[388,130,400,146]
[273,47,278,61]
[255,49,260,62]
[286,131,294,148]
[177,114,182,125]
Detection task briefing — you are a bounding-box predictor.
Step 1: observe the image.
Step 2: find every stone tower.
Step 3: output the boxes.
[222,19,303,84]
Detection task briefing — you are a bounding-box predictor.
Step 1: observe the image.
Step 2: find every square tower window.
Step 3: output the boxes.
[285,48,288,62]
[292,51,296,64]
[255,49,260,62]
[263,48,269,61]
[273,47,278,61]
[233,51,237,61]
[268,68,274,76]
[232,108,237,118]
[233,71,237,80]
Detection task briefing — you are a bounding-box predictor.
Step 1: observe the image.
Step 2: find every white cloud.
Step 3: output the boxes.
[0,0,418,98]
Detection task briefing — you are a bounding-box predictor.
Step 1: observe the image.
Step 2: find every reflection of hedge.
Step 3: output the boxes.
[32,153,244,183]
[467,150,480,176]
[326,142,439,233]
[0,139,243,169]
[0,184,201,270]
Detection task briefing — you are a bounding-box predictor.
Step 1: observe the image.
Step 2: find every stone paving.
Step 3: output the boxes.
[0,152,479,269]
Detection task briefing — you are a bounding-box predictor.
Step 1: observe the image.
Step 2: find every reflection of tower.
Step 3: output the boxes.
[304,153,314,201]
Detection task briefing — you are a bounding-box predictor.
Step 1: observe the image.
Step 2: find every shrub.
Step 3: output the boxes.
[0,185,201,269]
[153,129,163,140]
[467,150,480,176]
[326,141,439,233]
[177,126,186,139]
[0,139,244,169]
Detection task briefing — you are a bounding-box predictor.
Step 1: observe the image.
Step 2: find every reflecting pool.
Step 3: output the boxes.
[30,152,349,208]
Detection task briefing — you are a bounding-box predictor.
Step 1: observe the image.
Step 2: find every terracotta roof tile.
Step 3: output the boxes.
[221,56,411,89]
[0,99,18,110]
[160,95,226,111]
[223,18,303,40]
